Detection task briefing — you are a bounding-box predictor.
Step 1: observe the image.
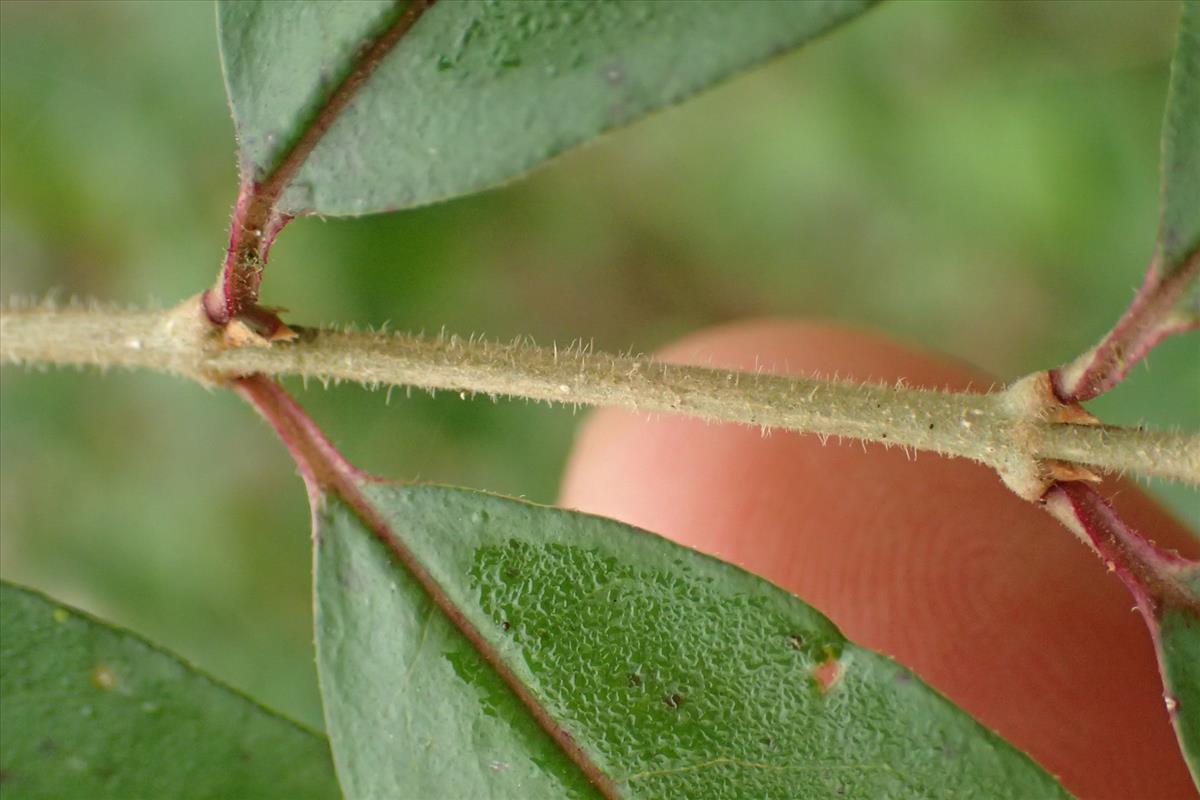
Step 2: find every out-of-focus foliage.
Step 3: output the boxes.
[1,0,1196,730]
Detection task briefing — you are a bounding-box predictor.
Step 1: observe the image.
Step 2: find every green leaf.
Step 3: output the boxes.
[315,483,1070,798]
[1160,0,1200,321]
[0,581,340,800]
[218,0,874,217]
[1158,601,1200,786]
[1160,0,1200,277]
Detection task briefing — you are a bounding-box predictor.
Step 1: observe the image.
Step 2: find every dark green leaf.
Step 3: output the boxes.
[0,581,339,800]
[1158,599,1200,786]
[315,483,1070,798]
[218,0,874,216]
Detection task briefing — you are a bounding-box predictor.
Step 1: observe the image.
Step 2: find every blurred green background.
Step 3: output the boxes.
[1,0,1196,730]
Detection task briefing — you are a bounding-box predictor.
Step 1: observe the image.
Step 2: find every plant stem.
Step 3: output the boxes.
[1046,481,1200,613]
[1052,0,1200,404]
[2,299,1197,493]
[207,0,436,324]
[1043,481,1200,787]
[1052,249,1199,403]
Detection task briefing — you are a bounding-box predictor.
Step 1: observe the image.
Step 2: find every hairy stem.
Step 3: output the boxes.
[2,299,1197,493]
[1044,481,1200,787]
[1051,249,1199,403]
[207,0,435,324]
[1045,481,1199,612]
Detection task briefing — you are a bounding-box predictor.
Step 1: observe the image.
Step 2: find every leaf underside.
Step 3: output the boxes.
[218,0,875,217]
[314,482,1070,799]
[0,581,339,800]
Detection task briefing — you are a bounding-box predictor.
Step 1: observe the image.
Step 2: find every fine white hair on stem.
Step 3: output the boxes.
[1,296,1197,496]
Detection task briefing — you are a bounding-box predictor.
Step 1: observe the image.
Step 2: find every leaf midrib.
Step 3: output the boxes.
[234,375,619,799]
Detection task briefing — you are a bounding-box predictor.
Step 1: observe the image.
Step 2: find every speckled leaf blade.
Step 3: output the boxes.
[0,581,340,800]
[315,483,1070,798]
[217,0,874,216]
